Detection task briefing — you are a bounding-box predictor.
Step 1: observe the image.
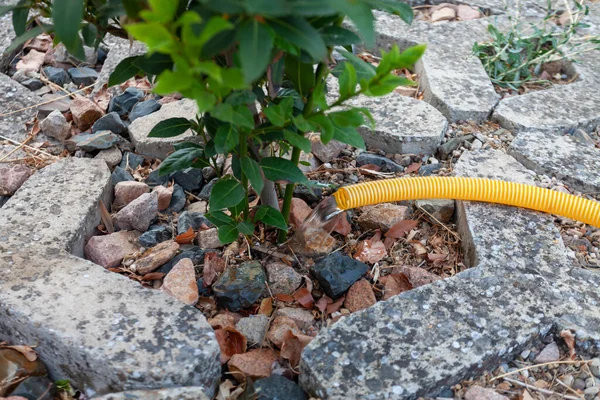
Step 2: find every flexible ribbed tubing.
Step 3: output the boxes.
[332,176,600,228]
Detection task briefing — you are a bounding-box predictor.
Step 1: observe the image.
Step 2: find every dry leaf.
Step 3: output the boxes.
[3,345,38,361]
[560,329,576,360]
[280,330,313,367]
[266,316,300,348]
[405,162,421,174]
[359,163,381,172]
[427,252,447,262]
[215,326,247,364]
[354,231,387,263]
[258,297,273,317]
[275,293,295,303]
[386,220,419,238]
[203,252,226,286]
[98,200,114,233]
[411,241,428,256]
[522,389,536,400]
[141,272,166,281]
[326,296,345,315]
[316,297,328,313]
[175,227,195,244]
[293,287,314,309]
[380,273,413,300]
[209,312,238,329]
[196,296,217,315]
[393,265,441,287]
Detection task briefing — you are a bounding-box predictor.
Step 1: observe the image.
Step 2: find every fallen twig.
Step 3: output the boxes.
[491,359,592,381]
[502,377,581,400]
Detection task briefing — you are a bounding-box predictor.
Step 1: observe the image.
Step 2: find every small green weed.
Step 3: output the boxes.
[473,0,600,90]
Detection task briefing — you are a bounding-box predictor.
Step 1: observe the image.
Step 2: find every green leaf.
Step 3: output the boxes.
[125,22,174,53]
[334,50,377,82]
[132,52,173,75]
[52,0,85,58]
[217,223,239,244]
[12,1,28,36]
[237,221,255,235]
[331,123,365,149]
[210,178,246,210]
[245,0,290,16]
[308,114,334,144]
[159,147,207,176]
[81,23,99,47]
[238,19,274,83]
[195,16,234,49]
[6,25,45,53]
[338,62,357,100]
[214,124,239,153]
[320,26,361,47]
[148,118,194,138]
[173,142,203,151]
[225,90,257,106]
[147,0,179,23]
[291,115,315,132]
[263,97,293,127]
[205,210,235,227]
[366,74,414,96]
[108,56,142,87]
[269,17,327,61]
[240,156,264,195]
[327,0,375,47]
[211,103,255,130]
[283,130,311,153]
[197,0,245,14]
[253,205,287,230]
[366,0,413,24]
[0,4,18,18]
[328,109,364,127]
[289,1,336,16]
[260,157,307,183]
[154,69,193,94]
[284,55,315,99]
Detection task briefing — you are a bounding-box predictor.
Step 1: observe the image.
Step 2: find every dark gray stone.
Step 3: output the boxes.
[310,252,368,299]
[146,169,169,187]
[8,376,55,400]
[172,168,204,192]
[294,185,323,205]
[97,47,108,64]
[75,131,121,152]
[120,152,145,170]
[111,166,134,186]
[159,246,206,275]
[43,66,71,86]
[438,135,474,159]
[419,163,442,176]
[92,112,128,136]
[21,78,43,91]
[196,278,211,297]
[198,178,217,200]
[177,211,213,235]
[68,67,99,86]
[138,224,171,248]
[213,261,266,311]
[254,375,308,400]
[355,153,403,173]
[129,99,161,122]
[0,196,8,208]
[165,184,186,213]
[37,93,71,118]
[109,87,144,117]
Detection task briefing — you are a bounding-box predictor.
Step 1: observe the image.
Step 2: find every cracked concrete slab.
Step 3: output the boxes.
[373,11,501,122]
[299,149,600,399]
[0,158,221,397]
[509,130,600,193]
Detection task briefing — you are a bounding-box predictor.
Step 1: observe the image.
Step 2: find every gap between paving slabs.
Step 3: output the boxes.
[0,157,221,397]
[299,149,600,399]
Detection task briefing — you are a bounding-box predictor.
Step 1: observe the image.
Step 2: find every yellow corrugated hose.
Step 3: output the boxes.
[332,176,600,227]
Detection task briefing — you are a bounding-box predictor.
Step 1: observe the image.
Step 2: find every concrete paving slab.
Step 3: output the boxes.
[0,157,221,397]
[92,387,210,400]
[299,149,600,399]
[327,76,447,155]
[129,98,202,159]
[509,130,600,193]
[95,35,146,93]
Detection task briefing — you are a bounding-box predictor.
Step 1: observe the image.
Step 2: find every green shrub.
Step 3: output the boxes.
[8,0,425,243]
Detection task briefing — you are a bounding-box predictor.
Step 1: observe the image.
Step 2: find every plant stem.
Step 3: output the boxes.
[277,61,329,242]
[239,131,250,221]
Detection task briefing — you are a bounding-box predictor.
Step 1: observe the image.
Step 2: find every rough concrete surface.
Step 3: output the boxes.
[0,158,221,397]
[300,150,600,399]
[92,387,210,400]
[509,130,600,193]
[129,98,202,159]
[327,75,447,154]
